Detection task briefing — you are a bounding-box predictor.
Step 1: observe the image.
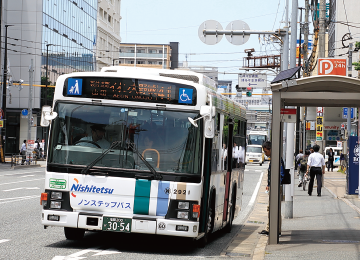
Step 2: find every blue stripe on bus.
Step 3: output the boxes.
[156,181,170,216]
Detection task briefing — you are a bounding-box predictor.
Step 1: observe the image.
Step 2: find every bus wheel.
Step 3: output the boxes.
[64,227,85,240]
[224,193,236,233]
[197,201,214,248]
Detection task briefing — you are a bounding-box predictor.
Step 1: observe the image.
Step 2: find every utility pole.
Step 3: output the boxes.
[303,0,310,71]
[319,0,326,58]
[28,59,34,160]
[284,0,298,220]
[1,24,13,162]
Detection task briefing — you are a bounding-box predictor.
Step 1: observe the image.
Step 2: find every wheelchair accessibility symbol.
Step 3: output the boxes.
[178,88,193,104]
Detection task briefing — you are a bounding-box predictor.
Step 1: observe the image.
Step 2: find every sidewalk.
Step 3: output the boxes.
[222,168,360,259]
[0,156,46,170]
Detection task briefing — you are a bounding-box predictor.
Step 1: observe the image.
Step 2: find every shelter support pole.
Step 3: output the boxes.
[269,91,281,244]
[285,121,294,219]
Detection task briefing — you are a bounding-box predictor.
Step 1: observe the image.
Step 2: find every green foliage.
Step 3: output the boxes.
[40,76,55,106]
[353,62,360,71]
[355,41,360,50]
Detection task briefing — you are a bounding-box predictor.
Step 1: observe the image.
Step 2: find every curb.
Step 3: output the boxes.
[221,172,268,259]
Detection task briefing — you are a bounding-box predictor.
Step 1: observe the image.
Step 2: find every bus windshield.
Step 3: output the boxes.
[247,146,262,153]
[248,135,266,145]
[48,102,203,175]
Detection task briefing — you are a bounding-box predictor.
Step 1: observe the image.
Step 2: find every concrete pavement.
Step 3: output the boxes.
[222,168,360,259]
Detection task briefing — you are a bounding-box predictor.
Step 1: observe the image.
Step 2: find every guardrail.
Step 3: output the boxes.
[10,152,38,167]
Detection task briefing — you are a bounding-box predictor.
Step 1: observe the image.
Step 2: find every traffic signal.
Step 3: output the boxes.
[246,87,253,97]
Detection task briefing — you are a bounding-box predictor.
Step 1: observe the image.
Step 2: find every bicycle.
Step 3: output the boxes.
[302,173,310,191]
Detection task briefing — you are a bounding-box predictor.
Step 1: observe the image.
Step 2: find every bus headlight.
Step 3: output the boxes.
[51,191,62,200]
[178,202,189,209]
[177,211,189,219]
[50,201,62,209]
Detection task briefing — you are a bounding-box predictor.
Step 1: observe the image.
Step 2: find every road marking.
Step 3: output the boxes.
[92,249,121,256]
[2,170,43,176]
[18,175,35,178]
[0,178,44,186]
[3,187,40,192]
[52,247,121,259]
[244,169,249,172]
[0,239,10,244]
[234,172,263,224]
[0,195,39,204]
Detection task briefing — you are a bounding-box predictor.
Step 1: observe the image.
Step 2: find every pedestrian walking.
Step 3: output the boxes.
[340,152,345,171]
[298,150,310,187]
[327,148,334,172]
[307,144,325,196]
[295,149,304,173]
[20,140,27,165]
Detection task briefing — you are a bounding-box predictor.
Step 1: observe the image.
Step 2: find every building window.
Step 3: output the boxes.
[108,15,112,24]
[159,50,163,54]
[137,61,145,64]
[158,62,162,65]
[99,7,103,19]
[104,11,108,21]
[137,49,145,53]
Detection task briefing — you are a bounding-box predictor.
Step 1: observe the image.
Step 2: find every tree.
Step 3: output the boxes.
[352,42,360,75]
[41,76,55,106]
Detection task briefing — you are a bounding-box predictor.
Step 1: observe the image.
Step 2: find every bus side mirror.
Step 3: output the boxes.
[187,94,215,138]
[40,106,58,127]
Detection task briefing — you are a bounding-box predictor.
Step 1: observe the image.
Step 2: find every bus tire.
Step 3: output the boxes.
[224,188,236,233]
[64,227,85,240]
[260,163,262,166]
[197,195,215,248]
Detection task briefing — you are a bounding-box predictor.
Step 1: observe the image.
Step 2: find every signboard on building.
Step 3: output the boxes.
[238,73,267,89]
[318,58,347,76]
[316,116,323,141]
[0,120,3,128]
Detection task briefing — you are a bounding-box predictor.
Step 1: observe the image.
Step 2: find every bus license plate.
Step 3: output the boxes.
[249,160,253,162]
[102,217,131,233]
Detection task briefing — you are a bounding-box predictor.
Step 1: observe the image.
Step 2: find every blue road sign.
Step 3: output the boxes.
[343,108,354,119]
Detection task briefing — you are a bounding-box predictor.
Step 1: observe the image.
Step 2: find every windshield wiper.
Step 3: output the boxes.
[126,139,162,180]
[81,141,121,175]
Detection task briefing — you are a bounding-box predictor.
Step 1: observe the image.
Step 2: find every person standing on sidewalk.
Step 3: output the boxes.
[307,144,325,196]
[259,141,282,236]
[327,148,334,172]
[20,140,27,165]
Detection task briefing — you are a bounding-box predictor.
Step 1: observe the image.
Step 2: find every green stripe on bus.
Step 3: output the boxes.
[133,179,151,215]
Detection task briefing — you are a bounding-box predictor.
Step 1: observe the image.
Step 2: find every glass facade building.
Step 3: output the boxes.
[42,0,97,83]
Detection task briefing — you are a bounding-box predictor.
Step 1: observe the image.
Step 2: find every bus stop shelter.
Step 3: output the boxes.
[269,74,360,244]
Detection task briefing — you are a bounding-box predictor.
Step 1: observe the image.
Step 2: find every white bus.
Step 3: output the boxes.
[247,130,269,146]
[40,66,246,246]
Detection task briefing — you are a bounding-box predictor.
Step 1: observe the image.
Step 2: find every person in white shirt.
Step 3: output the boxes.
[232,142,240,168]
[222,144,227,170]
[76,124,110,149]
[306,144,325,196]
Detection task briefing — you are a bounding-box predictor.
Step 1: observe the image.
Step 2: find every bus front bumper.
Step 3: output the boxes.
[42,210,199,237]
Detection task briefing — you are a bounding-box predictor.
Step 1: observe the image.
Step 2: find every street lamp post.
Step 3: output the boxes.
[1,24,13,162]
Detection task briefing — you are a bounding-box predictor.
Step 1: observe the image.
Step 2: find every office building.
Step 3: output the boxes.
[118,42,179,69]
[1,0,97,154]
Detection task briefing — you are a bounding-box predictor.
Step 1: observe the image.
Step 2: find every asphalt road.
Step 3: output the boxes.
[0,163,267,260]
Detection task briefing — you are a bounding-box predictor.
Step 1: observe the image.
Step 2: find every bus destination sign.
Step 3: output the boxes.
[64,77,196,106]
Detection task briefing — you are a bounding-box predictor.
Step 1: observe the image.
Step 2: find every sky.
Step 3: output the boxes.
[120,0,291,88]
